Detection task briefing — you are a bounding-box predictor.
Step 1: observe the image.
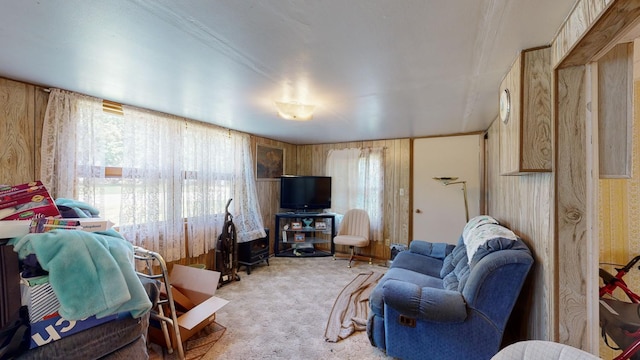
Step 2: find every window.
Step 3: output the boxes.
[41,89,265,261]
[325,147,384,240]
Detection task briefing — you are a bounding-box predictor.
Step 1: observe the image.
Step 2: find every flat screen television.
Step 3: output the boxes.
[280,176,331,211]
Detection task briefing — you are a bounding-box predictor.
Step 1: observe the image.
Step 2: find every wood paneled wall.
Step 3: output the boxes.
[295,139,411,260]
[486,119,554,342]
[0,78,47,185]
[549,0,640,353]
[203,135,412,262]
[556,65,594,349]
[488,0,640,352]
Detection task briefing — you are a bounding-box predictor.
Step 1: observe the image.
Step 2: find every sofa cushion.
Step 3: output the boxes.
[390,250,445,278]
[443,250,472,291]
[409,240,455,259]
[440,241,467,278]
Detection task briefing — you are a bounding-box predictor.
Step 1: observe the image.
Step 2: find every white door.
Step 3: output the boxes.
[412,135,482,244]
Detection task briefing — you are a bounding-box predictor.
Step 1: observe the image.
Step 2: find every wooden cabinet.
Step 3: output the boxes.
[499,46,552,175]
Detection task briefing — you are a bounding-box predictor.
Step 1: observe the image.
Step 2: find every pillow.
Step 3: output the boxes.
[464,223,518,263]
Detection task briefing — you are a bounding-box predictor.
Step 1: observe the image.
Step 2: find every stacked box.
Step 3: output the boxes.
[20,276,60,323]
[0,181,60,221]
[20,275,119,349]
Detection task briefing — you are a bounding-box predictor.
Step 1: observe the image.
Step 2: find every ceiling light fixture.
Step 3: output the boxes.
[274,101,315,121]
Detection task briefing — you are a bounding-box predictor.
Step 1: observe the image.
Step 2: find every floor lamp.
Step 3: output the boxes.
[433,177,469,222]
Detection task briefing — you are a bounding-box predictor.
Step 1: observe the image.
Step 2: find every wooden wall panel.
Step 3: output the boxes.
[487,118,554,342]
[499,55,522,174]
[500,47,552,175]
[0,78,38,184]
[556,65,596,350]
[522,47,553,170]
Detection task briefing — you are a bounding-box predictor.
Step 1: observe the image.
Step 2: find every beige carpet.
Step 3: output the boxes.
[201,256,393,360]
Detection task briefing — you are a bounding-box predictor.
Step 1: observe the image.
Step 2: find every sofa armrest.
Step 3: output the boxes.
[382,279,466,323]
[409,240,455,259]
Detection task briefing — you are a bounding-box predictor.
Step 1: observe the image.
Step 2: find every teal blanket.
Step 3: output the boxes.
[11,229,151,320]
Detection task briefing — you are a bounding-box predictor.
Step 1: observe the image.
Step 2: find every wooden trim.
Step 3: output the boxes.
[102,100,124,116]
[555,1,640,68]
[104,166,122,177]
[408,138,414,243]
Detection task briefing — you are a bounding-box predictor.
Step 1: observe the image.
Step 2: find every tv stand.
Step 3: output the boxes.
[283,209,323,214]
[274,213,335,257]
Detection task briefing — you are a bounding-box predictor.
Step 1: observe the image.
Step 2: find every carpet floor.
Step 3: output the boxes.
[200,256,393,360]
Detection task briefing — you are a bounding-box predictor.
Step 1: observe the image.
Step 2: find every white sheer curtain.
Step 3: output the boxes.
[181,120,266,253]
[40,89,104,199]
[41,89,265,262]
[325,147,384,241]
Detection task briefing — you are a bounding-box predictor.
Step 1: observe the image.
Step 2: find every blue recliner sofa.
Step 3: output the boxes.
[367,215,534,360]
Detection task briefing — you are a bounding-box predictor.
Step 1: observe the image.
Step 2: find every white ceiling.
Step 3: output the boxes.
[0,0,577,144]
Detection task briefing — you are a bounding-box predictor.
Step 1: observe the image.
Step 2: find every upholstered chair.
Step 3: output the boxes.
[333,209,371,267]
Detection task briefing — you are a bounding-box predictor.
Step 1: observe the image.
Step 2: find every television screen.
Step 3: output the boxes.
[280,176,331,211]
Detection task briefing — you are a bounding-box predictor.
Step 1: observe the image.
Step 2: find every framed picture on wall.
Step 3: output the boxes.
[256,144,284,179]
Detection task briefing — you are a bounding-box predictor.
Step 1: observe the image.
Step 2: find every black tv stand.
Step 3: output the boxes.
[284,209,323,214]
[274,213,335,257]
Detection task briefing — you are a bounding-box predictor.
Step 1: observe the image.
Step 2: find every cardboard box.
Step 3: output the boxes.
[150,265,228,348]
[0,181,60,221]
[62,218,115,232]
[0,220,30,238]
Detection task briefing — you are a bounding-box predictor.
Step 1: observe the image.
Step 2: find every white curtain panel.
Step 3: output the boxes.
[41,89,265,262]
[41,89,104,199]
[325,147,384,241]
